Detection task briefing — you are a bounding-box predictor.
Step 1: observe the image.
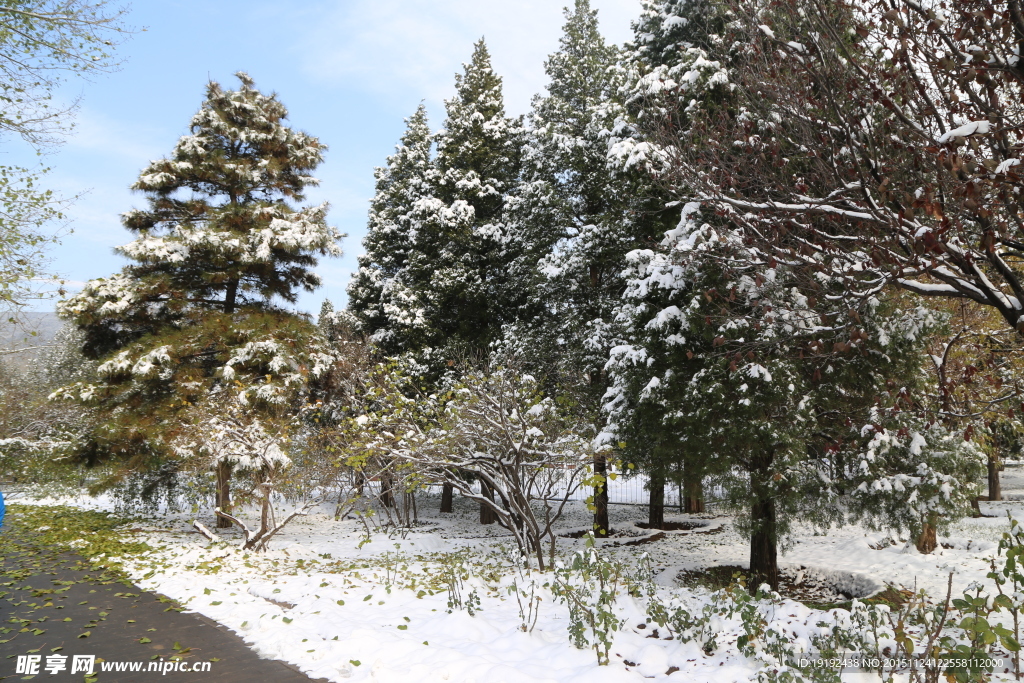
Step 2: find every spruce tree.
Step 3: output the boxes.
[55,73,342,523]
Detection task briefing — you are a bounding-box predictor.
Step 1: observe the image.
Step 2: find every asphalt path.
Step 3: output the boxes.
[0,546,327,682]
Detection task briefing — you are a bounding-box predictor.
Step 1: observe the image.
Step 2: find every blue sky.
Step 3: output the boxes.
[12,0,638,315]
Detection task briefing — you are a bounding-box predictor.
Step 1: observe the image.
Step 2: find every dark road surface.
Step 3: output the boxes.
[1,549,327,682]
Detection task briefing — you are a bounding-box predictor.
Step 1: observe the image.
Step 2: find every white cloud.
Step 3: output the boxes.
[292,0,639,115]
[63,107,170,163]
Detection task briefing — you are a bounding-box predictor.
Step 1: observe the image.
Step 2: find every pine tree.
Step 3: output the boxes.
[55,73,342,523]
[347,104,433,354]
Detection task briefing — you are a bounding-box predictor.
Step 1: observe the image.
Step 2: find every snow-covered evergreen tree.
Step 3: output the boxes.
[500,0,622,380]
[848,419,984,552]
[505,0,715,533]
[318,298,337,341]
[64,72,339,353]
[349,42,522,374]
[493,1,638,536]
[347,104,433,355]
[417,39,524,366]
[602,199,943,588]
[599,0,736,523]
[54,73,341,520]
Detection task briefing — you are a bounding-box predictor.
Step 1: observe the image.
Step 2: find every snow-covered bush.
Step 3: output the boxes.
[848,420,985,553]
[411,369,597,569]
[179,403,314,551]
[0,325,97,496]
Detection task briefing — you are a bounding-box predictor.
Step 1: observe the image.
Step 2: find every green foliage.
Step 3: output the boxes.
[0,324,96,493]
[51,309,334,470]
[0,1,130,147]
[551,534,628,665]
[0,164,66,314]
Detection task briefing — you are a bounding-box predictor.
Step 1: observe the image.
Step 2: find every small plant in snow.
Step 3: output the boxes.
[551,533,626,665]
[439,551,481,616]
[506,550,543,633]
[989,512,1024,679]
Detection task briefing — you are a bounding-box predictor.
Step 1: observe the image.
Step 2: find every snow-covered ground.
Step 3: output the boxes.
[23,472,1024,682]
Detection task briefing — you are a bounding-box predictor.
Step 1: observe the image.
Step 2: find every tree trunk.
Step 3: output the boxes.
[749,496,779,592]
[215,461,233,529]
[258,483,271,537]
[593,454,609,537]
[748,448,779,592]
[916,516,938,554]
[440,483,454,513]
[683,465,704,514]
[648,472,665,529]
[224,278,239,314]
[480,481,496,525]
[989,456,1002,502]
[380,473,395,508]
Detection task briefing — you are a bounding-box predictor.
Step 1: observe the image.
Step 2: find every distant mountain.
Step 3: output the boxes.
[0,312,65,370]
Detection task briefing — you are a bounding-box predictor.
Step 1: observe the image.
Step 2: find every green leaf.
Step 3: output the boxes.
[138,637,151,644]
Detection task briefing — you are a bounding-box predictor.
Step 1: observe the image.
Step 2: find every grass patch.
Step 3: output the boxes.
[677,564,909,613]
[0,504,152,583]
[805,585,913,612]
